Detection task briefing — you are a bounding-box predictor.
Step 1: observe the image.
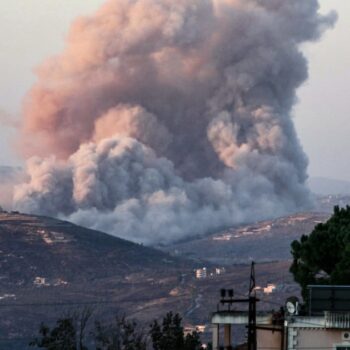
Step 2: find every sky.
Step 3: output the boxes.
[0,0,349,181]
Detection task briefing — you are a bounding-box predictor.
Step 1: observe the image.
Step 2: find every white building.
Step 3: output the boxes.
[195,268,207,279]
[263,283,277,294]
[286,313,350,350]
[34,277,49,287]
[285,285,350,350]
[215,267,226,275]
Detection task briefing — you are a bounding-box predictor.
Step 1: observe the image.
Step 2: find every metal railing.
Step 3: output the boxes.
[325,311,350,328]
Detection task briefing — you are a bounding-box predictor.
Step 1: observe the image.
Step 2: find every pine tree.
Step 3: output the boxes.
[149,312,204,350]
[290,205,350,300]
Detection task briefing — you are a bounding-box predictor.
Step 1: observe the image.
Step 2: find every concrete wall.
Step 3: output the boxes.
[291,328,350,350]
[257,329,282,350]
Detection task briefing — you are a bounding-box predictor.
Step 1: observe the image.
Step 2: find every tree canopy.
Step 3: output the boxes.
[30,309,92,350]
[94,315,147,350]
[30,310,204,350]
[149,312,203,350]
[30,318,80,350]
[290,205,350,300]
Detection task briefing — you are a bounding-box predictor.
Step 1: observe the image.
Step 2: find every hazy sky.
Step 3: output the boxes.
[0,0,349,181]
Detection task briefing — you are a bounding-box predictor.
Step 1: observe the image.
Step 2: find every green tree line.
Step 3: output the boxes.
[29,310,209,350]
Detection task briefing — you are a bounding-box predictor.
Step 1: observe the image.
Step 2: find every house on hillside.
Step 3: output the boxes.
[263,283,276,294]
[195,267,207,279]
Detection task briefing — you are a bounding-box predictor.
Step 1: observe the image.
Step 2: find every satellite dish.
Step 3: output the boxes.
[285,296,299,315]
[286,301,296,314]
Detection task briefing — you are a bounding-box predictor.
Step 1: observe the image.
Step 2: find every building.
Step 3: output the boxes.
[211,311,283,350]
[285,285,350,350]
[216,267,226,275]
[33,277,49,287]
[210,285,350,349]
[184,325,206,335]
[263,283,276,294]
[196,267,207,279]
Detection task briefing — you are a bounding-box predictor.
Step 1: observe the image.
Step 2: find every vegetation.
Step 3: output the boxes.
[94,315,147,350]
[150,312,203,350]
[290,206,350,300]
[30,318,83,350]
[30,309,92,350]
[30,310,205,350]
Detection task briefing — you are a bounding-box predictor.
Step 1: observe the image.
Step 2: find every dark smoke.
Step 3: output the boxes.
[13,0,336,244]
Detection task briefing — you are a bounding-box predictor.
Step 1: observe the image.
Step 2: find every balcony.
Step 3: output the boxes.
[325,311,350,329]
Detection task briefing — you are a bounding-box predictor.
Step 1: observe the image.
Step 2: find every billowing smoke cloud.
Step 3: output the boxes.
[14,0,336,244]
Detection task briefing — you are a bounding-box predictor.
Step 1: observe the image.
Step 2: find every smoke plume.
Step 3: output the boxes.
[13,0,336,244]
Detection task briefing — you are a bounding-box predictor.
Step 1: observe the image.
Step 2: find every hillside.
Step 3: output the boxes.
[308,176,350,195]
[0,211,194,348]
[0,209,335,349]
[161,212,330,264]
[0,211,179,285]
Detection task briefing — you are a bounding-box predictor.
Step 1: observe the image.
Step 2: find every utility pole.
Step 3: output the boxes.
[215,262,284,350]
[247,262,257,350]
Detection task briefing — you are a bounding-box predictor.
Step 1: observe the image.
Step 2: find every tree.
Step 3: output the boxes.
[31,311,204,350]
[29,308,92,350]
[290,206,350,300]
[183,331,202,350]
[149,312,203,350]
[29,318,78,350]
[94,315,147,350]
[31,312,147,350]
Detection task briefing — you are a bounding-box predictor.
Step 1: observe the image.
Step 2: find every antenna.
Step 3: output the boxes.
[247,261,257,350]
[249,261,256,295]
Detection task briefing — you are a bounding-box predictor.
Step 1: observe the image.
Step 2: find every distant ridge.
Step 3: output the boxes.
[0,211,182,284]
[0,165,22,179]
[308,176,350,195]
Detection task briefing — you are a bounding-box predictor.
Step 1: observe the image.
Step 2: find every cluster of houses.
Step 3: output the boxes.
[33,277,68,287]
[195,267,226,279]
